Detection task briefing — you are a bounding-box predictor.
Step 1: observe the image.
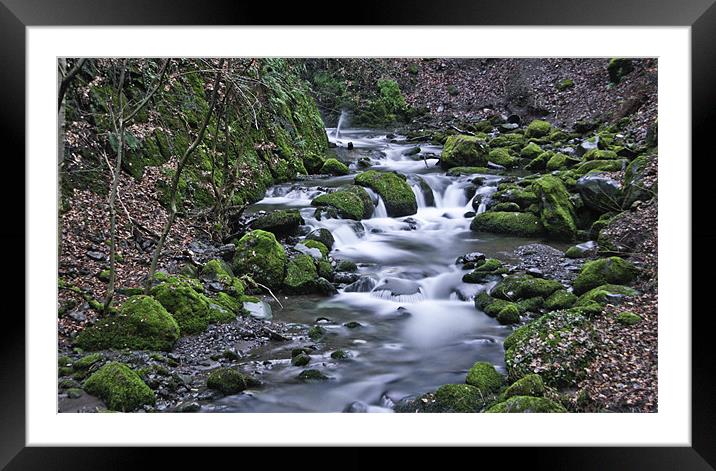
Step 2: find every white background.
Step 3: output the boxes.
[27,27,690,446]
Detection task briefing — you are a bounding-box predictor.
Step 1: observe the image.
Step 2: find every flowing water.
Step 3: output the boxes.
[213,127,547,412]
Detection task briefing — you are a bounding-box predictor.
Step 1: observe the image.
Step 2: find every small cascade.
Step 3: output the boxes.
[364,187,388,218]
[411,183,428,209]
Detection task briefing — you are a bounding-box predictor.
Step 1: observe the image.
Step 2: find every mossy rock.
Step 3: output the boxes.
[440,135,488,169]
[320,158,350,176]
[311,185,374,220]
[502,374,545,399]
[284,254,319,294]
[489,133,526,150]
[317,260,334,280]
[462,258,507,283]
[488,148,518,167]
[607,58,634,84]
[516,296,545,313]
[433,384,486,412]
[470,212,544,237]
[616,311,642,325]
[303,152,327,174]
[73,352,104,371]
[303,240,329,258]
[574,159,627,176]
[524,151,552,171]
[486,395,566,413]
[504,309,594,388]
[206,367,260,395]
[354,170,417,217]
[297,369,329,381]
[306,228,334,250]
[531,175,577,241]
[490,202,521,212]
[492,187,539,209]
[520,142,544,159]
[583,149,619,161]
[291,353,311,366]
[308,325,326,341]
[544,289,577,310]
[233,230,287,289]
[446,166,490,176]
[336,259,358,272]
[556,78,574,91]
[75,295,180,351]
[83,362,155,412]
[251,209,305,237]
[466,362,503,393]
[491,274,563,301]
[151,278,233,335]
[200,259,234,284]
[497,304,521,325]
[212,292,242,314]
[525,120,552,138]
[623,155,656,206]
[576,283,637,306]
[331,350,350,360]
[546,153,570,171]
[475,293,520,318]
[572,257,637,295]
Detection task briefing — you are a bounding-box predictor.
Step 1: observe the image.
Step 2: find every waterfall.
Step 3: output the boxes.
[411,183,427,209]
[335,110,348,139]
[364,187,388,218]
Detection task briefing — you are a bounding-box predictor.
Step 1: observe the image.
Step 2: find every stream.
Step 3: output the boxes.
[211,127,550,412]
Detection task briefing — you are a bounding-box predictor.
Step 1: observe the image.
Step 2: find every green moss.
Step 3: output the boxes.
[291,352,311,366]
[497,304,521,325]
[440,135,488,169]
[491,274,563,301]
[83,362,155,411]
[546,153,569,171]
[583,149,619,161]
[446,166,491,176]
[212,292,241,314]
[75,295,180,351]
[336,260,358,272]
[531,175,577,241]
[251,209,304,237]
[475,293,520,318]
[526,120,552,138]
[306,228,335,250]
[206,367,260,394]
[544,289,578,310]
[317,260,334,280]
[462,258,507,283]
[284,254,319,294]
[572,257,637,295]
[623,155,655,206]
[525,151,552,171]
[565,246,586,259]
[520,142,544,159]
[150,277,231,335]
[488,148,518,167]
[297,369,329,381]
[486,395,566,413]
[466,362,503,393]
[73,353,104,371]
[311,185,374,220]
[616,311,642,325]
[489,133,526,150]
[320,158,350,176]
[490,202,521,212]
[331,350,350,360]
[200,259,234,284]
[576,283,637,306]
[433,384,486,412]
[574,159,627,176]
[503,374,545,399]
[303,240,329,258]
[354,170,417,217]
[516,296,545,313]
[308,325,326,341]
[504,309,594,387]
[470,212,544,237]
[556,78,574,91]
[233,230,287,289]
[607,58,634,84]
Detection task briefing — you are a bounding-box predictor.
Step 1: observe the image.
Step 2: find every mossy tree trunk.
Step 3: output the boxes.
[103,59,170,313]
[144,59,225,294]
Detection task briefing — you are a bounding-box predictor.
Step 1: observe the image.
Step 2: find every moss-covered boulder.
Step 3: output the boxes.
[525,151,552,171]
[311,185,374,220]
[574,159,626,176]
[462,258,507,283]
[206,367,260,395]
[576,283,637,306]
[75,295,180,351]
[354,170,417,217]
[303,239,329,258]
[525,120,552,138]
[497,304,521,325]
[306,228,335,250]
[466,362,503,393]
[491,274,563,301]
[475,292,521,318]
[492,186,539,209]
[520,142,544,159]
[440,135,488,169]
[284,254,319,294]
[320,158,350,176]
[583,149,619,161]
[544,289,577,310]
[151,278,234,335]
[502,374,545,399]
[446,166,490,176]
[623,155,656,207]
[336,259,358,272]
[470,212,544,237]
[486,396,566,413]
[83,362,155,411]
[250,209,304,237]
[488,148,518,167]
[504,309,594,387]
[433,384,486,412]
[532,175,577,241]
[200,259,233,283]
[616,311,642,325]
[489,133,526,150]
[233,230,287,289]
[546,153,570,171]
[572,256,637,294]
[297,369,329,381]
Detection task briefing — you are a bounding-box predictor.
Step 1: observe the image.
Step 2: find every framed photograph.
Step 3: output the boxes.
[5,0,713,467]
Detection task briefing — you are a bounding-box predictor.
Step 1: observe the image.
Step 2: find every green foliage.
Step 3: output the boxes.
[83,362,155,411]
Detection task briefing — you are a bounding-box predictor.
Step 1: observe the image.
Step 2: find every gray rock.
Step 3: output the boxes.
[575,173,623,212]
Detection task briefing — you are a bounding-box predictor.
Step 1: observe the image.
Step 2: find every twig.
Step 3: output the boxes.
[240,275,284,309]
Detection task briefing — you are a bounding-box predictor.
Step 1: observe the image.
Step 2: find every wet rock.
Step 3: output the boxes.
[306,228,335,250]
[455,251,486,268]
[575,173,623,213]
[564,240,598,258]
[243,300,272,320]
[343,401,369,413]
[343,321,362,329]
[372,278,421,296]
[297,369,329,381]
[86,251,105,261]
[344,276,378,293]
[333,272,360,284]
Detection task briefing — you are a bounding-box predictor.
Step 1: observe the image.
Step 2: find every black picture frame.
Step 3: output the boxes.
[3,0,713,468]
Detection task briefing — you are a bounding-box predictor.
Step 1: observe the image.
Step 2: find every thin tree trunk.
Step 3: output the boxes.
[104,59,169,312]
[57,58,86,112]
[145,60,224,293]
